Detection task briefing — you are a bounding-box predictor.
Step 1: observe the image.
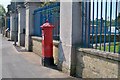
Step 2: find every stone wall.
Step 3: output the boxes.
[31,36,59,64]
[31,36,42,56]
[76,48,120,78]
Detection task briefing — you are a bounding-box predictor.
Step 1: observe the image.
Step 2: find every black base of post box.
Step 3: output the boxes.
[42,57,54,66]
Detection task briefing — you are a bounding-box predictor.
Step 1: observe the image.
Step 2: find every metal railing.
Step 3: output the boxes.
[33,2,60,40]
[82,0,120,54]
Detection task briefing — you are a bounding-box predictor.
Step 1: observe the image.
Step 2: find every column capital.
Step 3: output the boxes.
[24,2,41,9]
[17,5,25,13]
[9,11,15,14]
[17,4,25,9]
[9,11,16,16]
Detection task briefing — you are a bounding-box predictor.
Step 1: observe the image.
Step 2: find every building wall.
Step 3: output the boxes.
[76,48,120,78]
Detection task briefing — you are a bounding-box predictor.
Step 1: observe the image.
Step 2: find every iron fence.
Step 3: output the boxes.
[82,0,120,54]
[33,2,60,40]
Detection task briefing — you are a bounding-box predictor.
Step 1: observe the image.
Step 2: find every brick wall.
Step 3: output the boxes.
[76,48,120,78]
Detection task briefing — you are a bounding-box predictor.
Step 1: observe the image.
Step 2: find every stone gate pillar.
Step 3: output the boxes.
[59,1,90,76]
[25,2,41,51]
[59,2,82,76]
[17,5,26,46]
[10,12,16,41]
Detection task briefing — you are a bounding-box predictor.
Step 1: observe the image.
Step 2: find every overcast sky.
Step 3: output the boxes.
[0,0,11,11]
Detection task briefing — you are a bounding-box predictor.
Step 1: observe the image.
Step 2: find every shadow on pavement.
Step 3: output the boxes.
[13,45,28,52]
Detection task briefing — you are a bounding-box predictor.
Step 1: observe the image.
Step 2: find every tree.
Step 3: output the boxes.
[0,4,6,16]
[0,4,6,28]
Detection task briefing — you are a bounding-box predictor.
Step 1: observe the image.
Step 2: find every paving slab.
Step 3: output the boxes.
[1,36,73,78]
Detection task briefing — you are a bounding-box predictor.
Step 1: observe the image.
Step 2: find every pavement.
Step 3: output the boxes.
[1,34,73,78]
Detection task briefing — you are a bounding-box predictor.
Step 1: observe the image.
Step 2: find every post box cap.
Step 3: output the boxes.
[41,20,54,28]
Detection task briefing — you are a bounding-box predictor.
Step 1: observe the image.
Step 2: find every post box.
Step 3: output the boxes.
[41,20,54,66]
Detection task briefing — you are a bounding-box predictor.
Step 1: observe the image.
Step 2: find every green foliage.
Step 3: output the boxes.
[0,4,6,16]
[91,14,120,28]
[98,43,119,53]
[0,4,6,27]
[40,2,55,7]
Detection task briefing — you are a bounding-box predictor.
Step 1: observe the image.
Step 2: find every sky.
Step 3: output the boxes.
[0,0,120,20]
[91,0,120,20]
[0,0,11,11]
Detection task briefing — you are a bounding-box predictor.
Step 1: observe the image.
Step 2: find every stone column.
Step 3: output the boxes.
[17,5,26,46]
[58,2,90,76]
[25,2,41,51]
[10,12,16,41]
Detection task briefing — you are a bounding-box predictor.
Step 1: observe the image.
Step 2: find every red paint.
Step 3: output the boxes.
[41,21,54,58]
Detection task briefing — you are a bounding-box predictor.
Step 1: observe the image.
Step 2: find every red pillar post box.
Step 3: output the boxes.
[41,21,54,66]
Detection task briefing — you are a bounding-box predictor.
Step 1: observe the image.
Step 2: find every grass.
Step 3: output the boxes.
[97,42,120,53]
